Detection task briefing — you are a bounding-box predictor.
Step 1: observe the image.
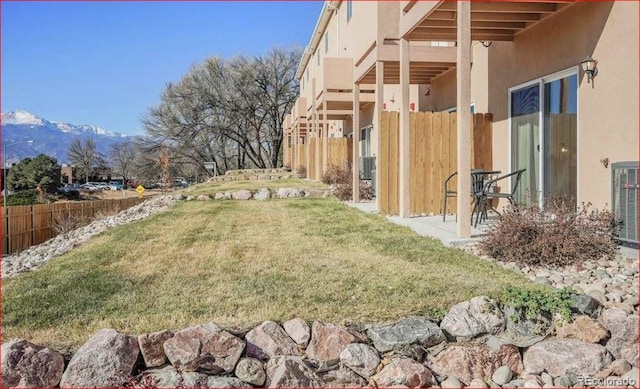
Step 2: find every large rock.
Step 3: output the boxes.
[275,188,303,199]
[554,315,608,343]
[232,190,252,200]
[370,357,433,388]
[197,195,211,201]
[504,305,553,340]
[440,296,506,340]
[282,318,310,347]
[606,338,639,367]
[523,339,613,376]
[602,308,638,342]
[245,321,302,360]
[138,330,174,368]
[317,366,368,387]
[235,358,266,386]
[367,317,445,353]
[570,294,603,318]
[266,356,322,388]
[340,343,381,379]
[306,321,365,364]
[60,328,140,388]
[144,365,250,388]
[163,323,245,373]
[1,339,65,388]
[254,188,271,201]
[427,343,523,385]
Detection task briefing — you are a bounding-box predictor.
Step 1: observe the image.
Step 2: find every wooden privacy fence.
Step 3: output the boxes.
[327,138,353,170]
[2,197,147,255]
[378,111,493,216]
[308,138,318,180]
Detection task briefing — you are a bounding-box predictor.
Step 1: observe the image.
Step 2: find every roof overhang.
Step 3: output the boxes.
[400,1,577,42]
[295,1,342,80]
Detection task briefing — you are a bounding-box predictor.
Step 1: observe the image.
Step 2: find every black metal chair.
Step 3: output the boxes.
[442,170,486,222]
[474,169,526,227]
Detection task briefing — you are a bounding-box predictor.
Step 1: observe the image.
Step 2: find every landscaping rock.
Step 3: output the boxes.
[317,366,368,387]
[340,343,381,379]
[214,192,231,200]
[470,378,489,388]
[245,320,302,359]
[235,358,266,386]
[623,367,639,387]
[275,188,303,199]
[602,308,638,342]
[523,339,613,376]
[186,195,194,201]
[609,359,633,376]
[504,305,552,339]
[306,321,365,364]
[427,343,523,386]
[254,188,271,201]
[554,315,608,343]
[370,357,433,388]
[138,330,174,368]
[144,365,250,388]
[605,337,639,367]
[367,317,445,353]
[265,356,322,388]
[60,328,140,388]
[305,189,329,198]
[232,190,252,200]
[163,322,245,373]
[197,195,211,201]
[492,365,513,386]
[440,296,505,340]
[552,374,577,387]
[440,376,463,388]
[1,338,65,388]
[282,318,310,347]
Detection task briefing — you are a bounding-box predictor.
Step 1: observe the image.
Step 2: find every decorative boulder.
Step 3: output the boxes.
[144,365,250,388]
[1,339,65,388]
[266,356,322,388]
[371,357,433,388]
[138,330,174,368]
[340,343,381,379]
[427,343,523,385]
[282,318,311,347]
[440,296,506,340]
[367,317,445,353]
[523,339,613,376]
[554,315,608,344]
[245,321,302,359]
[163,323,245,373]
[235,358,267,386]
[60,329,140,388]
[306,321,366,364]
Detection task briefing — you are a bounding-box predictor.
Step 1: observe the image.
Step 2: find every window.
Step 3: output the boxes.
[324,32,329,54]
[360,125,372,157]
[347,1,353,22]
[510,69,578,205]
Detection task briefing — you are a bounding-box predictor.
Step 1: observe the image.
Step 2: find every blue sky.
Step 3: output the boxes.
[1,1,323,135]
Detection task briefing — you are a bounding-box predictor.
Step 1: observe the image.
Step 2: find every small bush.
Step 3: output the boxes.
[5,189,40,206]
[500,286,576,322]
[296,165,307,177]
[479,195,618,267]
[322,164,373,201]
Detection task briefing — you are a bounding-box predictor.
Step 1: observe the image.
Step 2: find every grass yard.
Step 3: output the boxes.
[185,178,328,197]
[2,196,534,354]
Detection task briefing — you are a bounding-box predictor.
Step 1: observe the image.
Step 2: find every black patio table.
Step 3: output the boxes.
[471,169,501,226]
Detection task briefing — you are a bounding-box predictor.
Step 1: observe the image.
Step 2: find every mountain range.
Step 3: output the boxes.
[1,110,133,165]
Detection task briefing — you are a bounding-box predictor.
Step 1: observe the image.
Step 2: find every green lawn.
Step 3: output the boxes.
[2,196,534,354]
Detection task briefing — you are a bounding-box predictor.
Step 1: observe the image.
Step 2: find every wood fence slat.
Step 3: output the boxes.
[389,111,400,216]
[409,112,417,214]
[424,112,433,213]
[447,113,458,215]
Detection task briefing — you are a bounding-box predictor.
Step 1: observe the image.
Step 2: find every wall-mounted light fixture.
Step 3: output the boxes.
[581,55,598,84]
[480,41,492,48]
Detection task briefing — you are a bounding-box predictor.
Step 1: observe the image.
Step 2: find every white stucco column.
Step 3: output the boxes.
[456,1,472,238]
[352,84,360,203]
[399,38,411,218]
[304,117,310,180]
[315,112,321,180]
[375,61,384,211]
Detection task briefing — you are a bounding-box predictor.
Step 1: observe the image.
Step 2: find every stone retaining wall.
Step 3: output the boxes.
[3,295,638,388]
[189,188,330,202]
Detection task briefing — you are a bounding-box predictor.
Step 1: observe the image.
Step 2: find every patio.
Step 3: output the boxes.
[346,201,492,247]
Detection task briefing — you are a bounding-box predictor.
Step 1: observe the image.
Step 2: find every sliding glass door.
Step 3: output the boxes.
[510,70,578,205]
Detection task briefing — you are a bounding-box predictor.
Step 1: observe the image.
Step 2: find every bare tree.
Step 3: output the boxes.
[67,138,105,183]
[141,46,301,174]
[109,140,136,186]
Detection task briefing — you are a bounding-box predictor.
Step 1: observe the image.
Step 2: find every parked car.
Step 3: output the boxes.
[127,180,140,189]
[108,181,124,191]
[173,179,188,188]
[57,183,82,194]
[81,183,100,191]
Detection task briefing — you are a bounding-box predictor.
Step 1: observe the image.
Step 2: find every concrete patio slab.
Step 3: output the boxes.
[345,201,489,247]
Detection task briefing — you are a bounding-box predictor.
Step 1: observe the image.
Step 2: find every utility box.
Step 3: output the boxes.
[612,161,639,247]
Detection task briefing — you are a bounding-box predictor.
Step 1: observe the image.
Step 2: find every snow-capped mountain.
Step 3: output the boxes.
[1,110,131,165]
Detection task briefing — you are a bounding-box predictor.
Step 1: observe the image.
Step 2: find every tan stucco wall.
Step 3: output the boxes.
[426,2,638,209]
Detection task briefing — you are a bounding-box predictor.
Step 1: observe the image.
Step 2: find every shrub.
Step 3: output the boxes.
[500,286,576,322]
[322,164,373,201]
[296,165,307,177]
[479,195,618,267]
[5,189,40,206]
